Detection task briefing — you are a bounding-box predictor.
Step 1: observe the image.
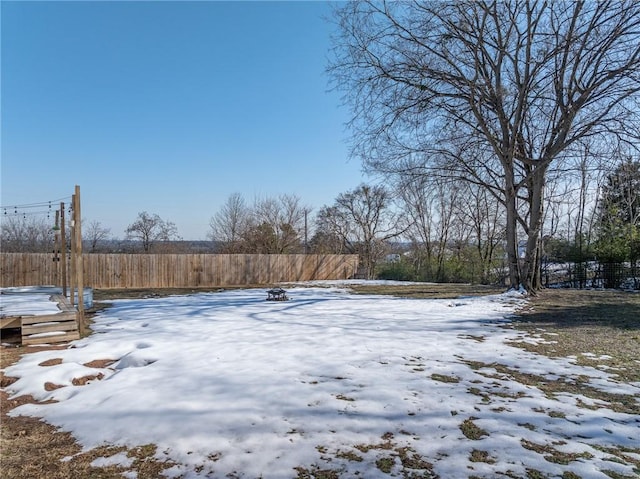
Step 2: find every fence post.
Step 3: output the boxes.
[60,202,67,297]
[74,185,85,335]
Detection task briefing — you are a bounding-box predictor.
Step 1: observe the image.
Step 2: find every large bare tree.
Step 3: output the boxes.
[330,0,640,291]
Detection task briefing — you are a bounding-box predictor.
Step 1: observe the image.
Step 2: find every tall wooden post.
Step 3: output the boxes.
[53,209,60,286]
[304,209,308,254]
[60,202,67,297]
[74,185,85,335]
[69,196,76,306]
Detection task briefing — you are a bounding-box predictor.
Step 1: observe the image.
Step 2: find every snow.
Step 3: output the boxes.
[3,284,639,478]
[0,289,62,317]
[91,452,134,469]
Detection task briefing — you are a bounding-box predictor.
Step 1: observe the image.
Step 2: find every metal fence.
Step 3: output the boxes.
[541,261,639,290]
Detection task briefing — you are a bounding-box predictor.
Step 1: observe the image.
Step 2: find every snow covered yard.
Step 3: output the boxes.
[3,284,639,479]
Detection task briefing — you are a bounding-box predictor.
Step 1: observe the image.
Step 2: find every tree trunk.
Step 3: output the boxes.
[504,168,521,289]
[521,166,547,292]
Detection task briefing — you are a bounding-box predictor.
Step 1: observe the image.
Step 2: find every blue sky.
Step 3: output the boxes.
[1,0,365,240]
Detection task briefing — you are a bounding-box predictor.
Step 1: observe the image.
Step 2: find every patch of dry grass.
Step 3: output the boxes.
[459,417,488,440]
[511,289,640,383]
[348,282,504,299]
[469,449,495,464]
[431,373,460,383]
[521,439,594,465]
[92,286,261,302]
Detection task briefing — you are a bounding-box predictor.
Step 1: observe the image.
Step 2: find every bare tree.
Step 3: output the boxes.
[396,175,437,278]
[84,220,111,253]
[330,0,640,291]
[209,193,309,253]
[125,211,181,252]
[398,175,461,281]
[465,182,505,283]
[252,194,309,253]
[317,184,404,279]
[208,193,251,253]
[0,215,53,252]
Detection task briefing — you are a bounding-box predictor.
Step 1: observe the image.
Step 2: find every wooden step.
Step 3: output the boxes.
[21,310,80,346]
[22,330,81,346]
[0,316,23,329]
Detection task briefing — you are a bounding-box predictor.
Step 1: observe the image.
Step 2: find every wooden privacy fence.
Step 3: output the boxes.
[0,253,359,289]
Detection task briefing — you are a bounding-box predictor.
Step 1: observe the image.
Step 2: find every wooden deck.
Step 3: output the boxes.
[1,294,80,345]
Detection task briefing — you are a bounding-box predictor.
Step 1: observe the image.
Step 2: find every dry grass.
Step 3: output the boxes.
[348,282,504,299]
[2,285,639,478]
[511,289,640,384]
[459,417,488,440]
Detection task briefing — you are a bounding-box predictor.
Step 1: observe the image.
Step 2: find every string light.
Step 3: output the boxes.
[1,195,70,209]
[0,196,72,219]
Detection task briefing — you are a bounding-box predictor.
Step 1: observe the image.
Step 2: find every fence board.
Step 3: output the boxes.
[22,318,79,335]
[22,330,81,346]
[1,253,359,289]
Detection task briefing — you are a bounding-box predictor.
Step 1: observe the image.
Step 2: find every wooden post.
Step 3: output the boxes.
[60,202,67,297]
[74,185,85,335]
[69,196,76,306]
[304,209,308,254]
[53,209,60,286]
